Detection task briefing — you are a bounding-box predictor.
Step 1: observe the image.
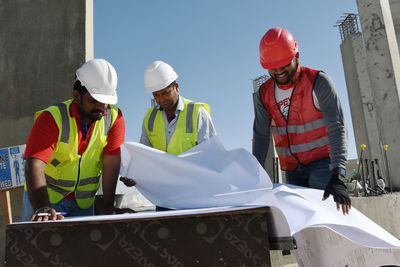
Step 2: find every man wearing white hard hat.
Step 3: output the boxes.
[22,58,132,221]
[120,61,217,200]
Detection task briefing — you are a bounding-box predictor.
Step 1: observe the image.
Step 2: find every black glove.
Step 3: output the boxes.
[323,173,351,205]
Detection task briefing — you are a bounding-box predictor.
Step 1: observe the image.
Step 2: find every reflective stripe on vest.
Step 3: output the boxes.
[28,99,118,209]
[55,103,70,143]
[147,101,198,134]
[260,66,330,170]
[145,97,210,155]
[271,118,328,154]
[185,102,196,133]
[290,136,330,154]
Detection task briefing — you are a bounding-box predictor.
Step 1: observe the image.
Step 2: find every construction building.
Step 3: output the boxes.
[1,0,400,265]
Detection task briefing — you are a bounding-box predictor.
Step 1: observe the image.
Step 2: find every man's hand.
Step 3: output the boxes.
[31,207,65,222]
[120,177,136,187]
[322,173,351,215]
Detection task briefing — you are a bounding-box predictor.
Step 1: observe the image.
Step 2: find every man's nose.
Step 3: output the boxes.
[154,95,164,103]
[272,66,285,73]
[95,101,108,110]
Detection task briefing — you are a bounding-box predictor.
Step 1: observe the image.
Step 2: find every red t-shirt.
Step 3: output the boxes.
[24,102,125,162]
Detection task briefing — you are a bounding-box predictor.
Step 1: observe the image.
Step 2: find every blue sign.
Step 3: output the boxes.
[0,144,26,190]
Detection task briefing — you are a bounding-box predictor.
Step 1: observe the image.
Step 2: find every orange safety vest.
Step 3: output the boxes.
[260,66,330,170]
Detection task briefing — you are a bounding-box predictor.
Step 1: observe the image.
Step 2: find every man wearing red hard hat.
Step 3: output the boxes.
[253,27,351,214]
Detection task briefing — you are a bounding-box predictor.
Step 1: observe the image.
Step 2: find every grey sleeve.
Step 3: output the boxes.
[252,89,271,166]
[197,106,217,144]
[139,119,152,147]
[313,72,348,170]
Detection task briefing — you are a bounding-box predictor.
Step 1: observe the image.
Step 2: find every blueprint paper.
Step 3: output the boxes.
[120,136,272,209]
[119,136,400,249]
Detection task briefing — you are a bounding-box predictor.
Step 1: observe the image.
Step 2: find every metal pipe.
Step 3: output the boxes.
[356,144,366,196]
[383,145,392,193]
[272,157,276,183]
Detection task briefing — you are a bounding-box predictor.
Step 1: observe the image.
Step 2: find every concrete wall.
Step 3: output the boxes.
[0,0,93,264]
[352,193,400,239]
[0,0,93,148]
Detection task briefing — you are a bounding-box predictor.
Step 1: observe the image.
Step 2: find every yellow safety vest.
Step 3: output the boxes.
[26,99,118,209]
[144,98,210,155]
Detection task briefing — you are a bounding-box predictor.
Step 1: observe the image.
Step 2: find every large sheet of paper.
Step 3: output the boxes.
[120,136,400,251]
[249,184,400,248]
[120,136,272,209]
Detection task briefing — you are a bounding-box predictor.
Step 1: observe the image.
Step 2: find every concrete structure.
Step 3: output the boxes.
[340,31,382,177]
[0,0,93,148]
[349,0,400,190]
[338,0,400,190]
[339,28,384,191]
[391,0,400,45]
[0,0,93,263]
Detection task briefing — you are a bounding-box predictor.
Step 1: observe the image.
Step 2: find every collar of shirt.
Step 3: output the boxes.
[69,101,107,153]
[70,102,90,140]
[276,64,303,90]
[69,101,81,118]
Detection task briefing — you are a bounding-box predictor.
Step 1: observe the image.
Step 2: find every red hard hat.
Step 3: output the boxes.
[259,27,298,70]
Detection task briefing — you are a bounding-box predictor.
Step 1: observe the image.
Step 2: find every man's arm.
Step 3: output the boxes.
[101,154,120,212]
[25,157,50,210]
[197,106,217,144]
[140,119,152,146]
[252,89,271,166]
[313,72,348,169]
[102,109,124,211]
[25,157,64,221]
[103,109,135,211]
[314,72,351,214]
[102,155,135,213]
[24,112,64,221]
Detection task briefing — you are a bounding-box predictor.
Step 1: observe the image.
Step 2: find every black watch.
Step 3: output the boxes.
[332,167,346,182]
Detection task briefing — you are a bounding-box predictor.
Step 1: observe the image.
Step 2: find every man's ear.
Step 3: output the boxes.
[73,90,80,103]
[175,82,179,93]
[295,52,300,65]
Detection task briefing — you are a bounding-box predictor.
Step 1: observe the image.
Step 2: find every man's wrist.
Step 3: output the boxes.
[332,167,346,182]
[34,206,52,215]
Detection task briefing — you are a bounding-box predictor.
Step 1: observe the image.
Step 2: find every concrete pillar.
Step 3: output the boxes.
[357,0,400,189]
[0,0,93,148]
[0,0,93,263]
[340,32,384,185]
[389,0,400,53]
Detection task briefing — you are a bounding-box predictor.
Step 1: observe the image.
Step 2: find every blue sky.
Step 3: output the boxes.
[94,0,359,160]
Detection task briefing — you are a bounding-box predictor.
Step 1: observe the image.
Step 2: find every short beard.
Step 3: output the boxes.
[89,111,104,121]
[76,103,104,122]
[273,62,298,85]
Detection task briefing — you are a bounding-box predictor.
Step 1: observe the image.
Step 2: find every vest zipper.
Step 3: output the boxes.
[285,85,300,164]
[74,157,82,193]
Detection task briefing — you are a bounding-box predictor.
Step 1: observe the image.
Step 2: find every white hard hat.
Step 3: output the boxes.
[144,60,178,93]
[76,58,118,104]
